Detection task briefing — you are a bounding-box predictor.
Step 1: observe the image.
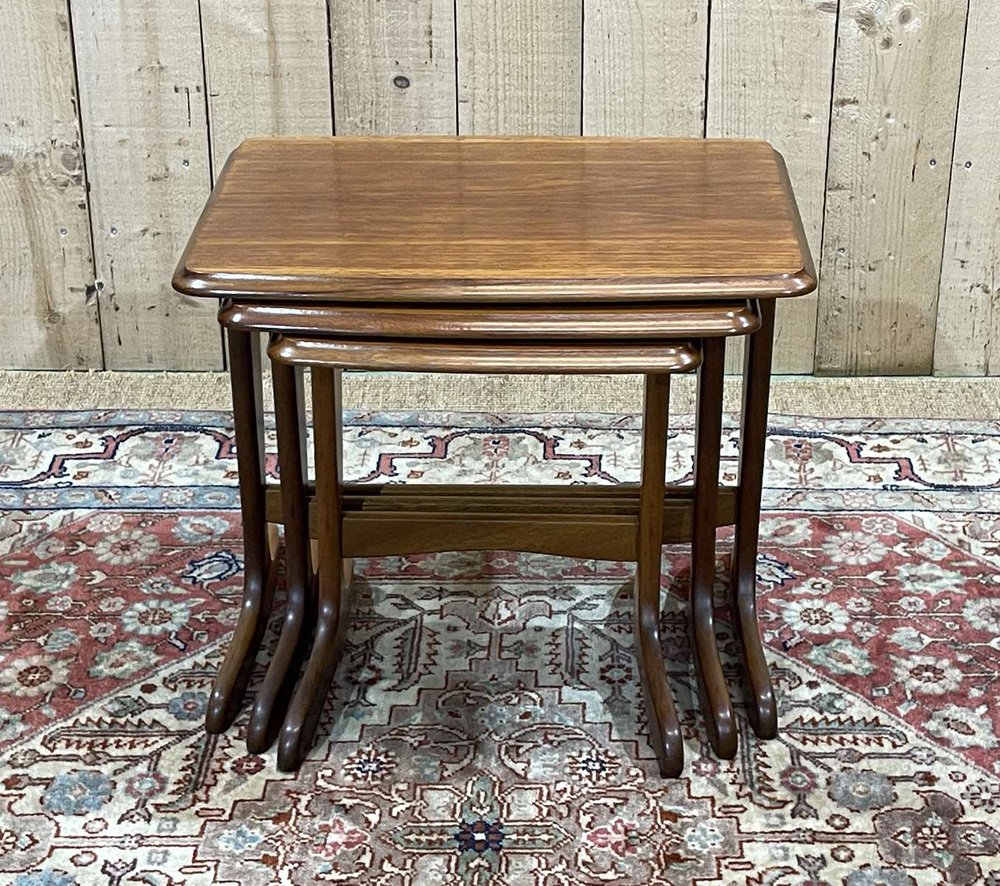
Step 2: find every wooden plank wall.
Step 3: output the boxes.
[457,0,582,135]
[331,0,456,135]
[934,1,1000,375]
[201,0,333,165]
[2,1,996,375]
[818,0,968,375]
[0,1,103,369]
[583,2,707,136]
[72,0,220,369]
[707,0,837,374]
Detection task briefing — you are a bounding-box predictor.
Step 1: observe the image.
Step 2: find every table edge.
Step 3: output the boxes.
[172,141,818,304]
[172,268,817,302]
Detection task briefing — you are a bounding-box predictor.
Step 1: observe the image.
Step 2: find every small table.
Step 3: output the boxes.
[174,137,816,777]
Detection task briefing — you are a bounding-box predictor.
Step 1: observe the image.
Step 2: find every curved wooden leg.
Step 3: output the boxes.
[206,329,277,734]
[634,373,684,777]
[278,367,351,771]
[731,299,778,739]
[313,540,355,591]
[246,362,315,753]
[691,337,737,758]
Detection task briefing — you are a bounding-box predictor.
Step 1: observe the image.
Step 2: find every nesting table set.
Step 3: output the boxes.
[174,137,815,777]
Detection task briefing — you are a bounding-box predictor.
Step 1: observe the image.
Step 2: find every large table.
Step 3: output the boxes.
[173,137,815,777]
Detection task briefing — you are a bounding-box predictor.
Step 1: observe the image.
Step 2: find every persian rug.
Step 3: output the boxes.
[0,408,998,886]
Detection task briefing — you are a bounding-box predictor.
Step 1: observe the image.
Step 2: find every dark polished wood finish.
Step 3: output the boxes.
[266,354,702,772]
[219,300,760,340]
[268,335,701,375]
[175,135,816,778]
[263,484,739,557]
[174,137,816,303]
[204,329,276,734]
[245,362,314,753]
[690,337,737,758]
[278,367,351,772]
[635,374,683,776]
[732,299,779,739]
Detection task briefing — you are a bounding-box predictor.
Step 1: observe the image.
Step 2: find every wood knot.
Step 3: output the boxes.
[60,147,81,173]
[0,155,13,176]
[846,0,921,45]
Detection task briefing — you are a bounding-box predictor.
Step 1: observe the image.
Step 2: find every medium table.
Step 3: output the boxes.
[174,137,816,777]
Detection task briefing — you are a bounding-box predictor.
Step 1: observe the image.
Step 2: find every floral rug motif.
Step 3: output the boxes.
[0,409,998,885]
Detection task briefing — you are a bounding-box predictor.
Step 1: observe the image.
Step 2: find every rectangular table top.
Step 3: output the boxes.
[173,137,816,304]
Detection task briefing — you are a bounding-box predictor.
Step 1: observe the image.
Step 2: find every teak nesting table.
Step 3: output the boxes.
[173,137,816,777]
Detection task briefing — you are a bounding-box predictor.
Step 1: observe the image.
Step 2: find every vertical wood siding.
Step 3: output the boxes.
[933,0,1000,376]
[331,0,456,135]
[0,1,102,369]
[201,0,334,165]
[816,0,968,375]
[582,2,708,138]
[72,0,220,369]
[2,1,992,375]
[456,0,583,135]
[707,0,837,374]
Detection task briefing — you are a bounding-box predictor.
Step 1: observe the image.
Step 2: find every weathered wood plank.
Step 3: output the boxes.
[332,0,456,134]
[0,1,102,369]
[200,0,333,167]
[457,0,583,134]
[72,0,220,369]
[816,0,968,375]
[583,1,708,137]
[933,1,1000,376]
[708,0,837,374]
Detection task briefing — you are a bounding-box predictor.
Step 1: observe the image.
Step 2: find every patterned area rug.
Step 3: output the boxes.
[0,409,998,885]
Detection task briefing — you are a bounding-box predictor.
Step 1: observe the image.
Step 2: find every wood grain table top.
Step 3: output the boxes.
[173,137,816,303]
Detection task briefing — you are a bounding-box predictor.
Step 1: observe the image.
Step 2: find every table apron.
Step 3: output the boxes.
[262,483,737,560]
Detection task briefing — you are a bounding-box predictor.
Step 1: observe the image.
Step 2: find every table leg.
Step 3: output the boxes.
[246,361,315,753]
[634,373,684,777]
[278,366,350,771]
[206,329,276,734]
[691,337,737,758]
[731,299,779,738]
